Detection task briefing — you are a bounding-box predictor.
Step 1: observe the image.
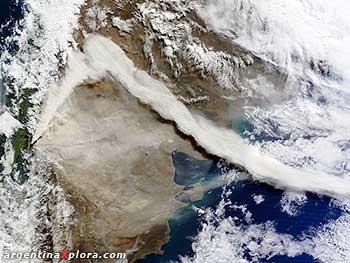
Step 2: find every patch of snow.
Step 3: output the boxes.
[0,0,83,255]
[85,0,110,31]
[198,0,350,180]
[183,43,243,89]
[0,0,85,133]
[0,155,74,257]
[177,95,209,105]
[135,0,250,86]
[0,139,15,175]
[112,16,134,34]
[0,111,22,137]
[34,34,350,198]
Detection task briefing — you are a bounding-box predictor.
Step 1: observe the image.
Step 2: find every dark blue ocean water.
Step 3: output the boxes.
[139,107,346,263]
[138,150,344,263]
[0,2,345,263]
[0,0,23,49]
[0,0,23,107]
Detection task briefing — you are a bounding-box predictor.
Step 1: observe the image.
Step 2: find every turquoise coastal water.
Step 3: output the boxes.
[138,143,344,263]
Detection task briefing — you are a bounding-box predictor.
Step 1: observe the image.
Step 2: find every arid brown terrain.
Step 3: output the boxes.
[34,0,285,261]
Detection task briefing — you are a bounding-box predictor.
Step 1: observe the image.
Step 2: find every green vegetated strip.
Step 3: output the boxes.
[11,128,30,162]
[5,78,34,148]
[9,126,30,183]
[3,77,34,180]
[6,81,36,124]
[0,134,6,173]
[7,83,33,146]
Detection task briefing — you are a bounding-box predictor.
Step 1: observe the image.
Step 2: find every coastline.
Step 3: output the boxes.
[34,77,209,261]
[31,0,250,259]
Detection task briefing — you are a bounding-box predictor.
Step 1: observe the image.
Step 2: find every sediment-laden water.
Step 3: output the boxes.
[1,1,350,263]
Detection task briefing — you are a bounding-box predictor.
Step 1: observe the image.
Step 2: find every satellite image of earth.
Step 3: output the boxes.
[0,0,350,262]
